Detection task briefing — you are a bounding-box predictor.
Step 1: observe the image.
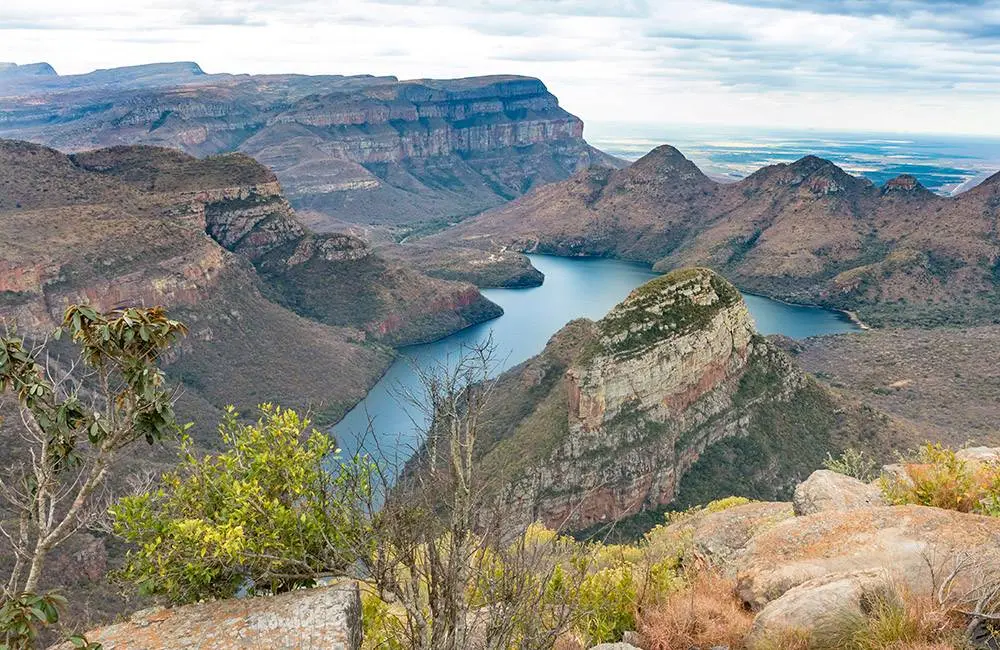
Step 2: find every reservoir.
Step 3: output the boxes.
[333,254,859,458]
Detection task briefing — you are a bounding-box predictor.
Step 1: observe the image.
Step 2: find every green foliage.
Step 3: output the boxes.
[881,443,1000,515]
[575,565,637,643]
[0,592,101,650]
[824,448,880,482]
[360,590,406,650]
[0,305,187,470]
[110,404,373,604]
[360,520,686,648]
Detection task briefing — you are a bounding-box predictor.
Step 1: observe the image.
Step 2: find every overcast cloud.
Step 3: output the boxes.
[1,0,999,134]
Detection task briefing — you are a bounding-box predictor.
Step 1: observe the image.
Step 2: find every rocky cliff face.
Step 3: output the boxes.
[67,144,503,345]
[473,269,902,530]
[0,139,506,447]
[439,145,1000,327]
[0,63,619,227]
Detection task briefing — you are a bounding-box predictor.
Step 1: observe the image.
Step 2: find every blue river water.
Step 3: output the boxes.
[332,254,858,459]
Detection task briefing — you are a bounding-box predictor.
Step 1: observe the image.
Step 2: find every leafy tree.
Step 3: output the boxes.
[110,404,372,604]
[0,305,186,596]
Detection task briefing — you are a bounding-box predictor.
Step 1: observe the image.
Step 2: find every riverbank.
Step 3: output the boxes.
[332,255,860,458]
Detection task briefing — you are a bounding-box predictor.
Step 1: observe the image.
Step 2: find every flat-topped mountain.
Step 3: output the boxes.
[437,145,1000,326]
[0,62,619,228]
[472,268,905,530]
[0,139,500,426]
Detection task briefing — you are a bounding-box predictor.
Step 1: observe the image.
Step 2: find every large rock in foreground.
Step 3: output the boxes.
[737,505,1000,609]
[52,583,361,650]
[792,469,886,516]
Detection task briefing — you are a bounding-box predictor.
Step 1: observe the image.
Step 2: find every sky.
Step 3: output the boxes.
[2,0,1000,135]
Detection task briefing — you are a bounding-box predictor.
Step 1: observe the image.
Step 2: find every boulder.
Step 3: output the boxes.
[51,582,361,650]
[792,470,886,516]
[956,447,1000,464]
[745,569,895,648]
[659,501,793,574]
[589,644,642,650]
[736,505,1000,609]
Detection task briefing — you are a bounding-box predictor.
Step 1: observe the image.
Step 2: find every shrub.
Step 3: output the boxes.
[824,448,880,482]
[575,564,638,643]
[833,590,969,650]
[881,443,1000,515]
[0,592,102,650]
[360,589,406,650]
[637,571,754,650]
[110,404,372,604]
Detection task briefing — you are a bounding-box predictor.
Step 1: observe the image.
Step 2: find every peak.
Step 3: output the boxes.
[789,155,844,174]
[622,145,713,186]
[0,62,57,77]
[881,174,928,194]
[637,144,689,164]
[595,268,749,359]
[742,154,867,196]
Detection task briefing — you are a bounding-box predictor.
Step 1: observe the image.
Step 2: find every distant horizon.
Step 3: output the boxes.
[3,1,1000,136]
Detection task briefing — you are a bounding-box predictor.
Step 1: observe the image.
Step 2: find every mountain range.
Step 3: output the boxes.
[435,145,1000,326]
[0,61,618,230]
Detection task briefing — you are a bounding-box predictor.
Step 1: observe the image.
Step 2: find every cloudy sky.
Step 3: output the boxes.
[2,0,1000,135]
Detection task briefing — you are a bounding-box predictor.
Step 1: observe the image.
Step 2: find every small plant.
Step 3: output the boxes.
[0,592,102,650]
[637,571,754,650]
[880,443,1000,515]
[835,590,969,650]
[824,447,880,482]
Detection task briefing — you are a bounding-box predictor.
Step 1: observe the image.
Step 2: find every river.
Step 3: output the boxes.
[332,254,859,459]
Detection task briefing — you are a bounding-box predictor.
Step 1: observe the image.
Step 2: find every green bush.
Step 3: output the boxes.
[110,404,372,604]
[880,443,1000,515]
[824,448,879,482]
[0,592,101,650]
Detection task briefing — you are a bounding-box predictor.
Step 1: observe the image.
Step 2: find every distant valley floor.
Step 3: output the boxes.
[791,326,1000,445]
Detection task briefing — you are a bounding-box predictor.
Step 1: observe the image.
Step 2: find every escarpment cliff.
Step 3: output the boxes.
[0,63,619,227]
[69,145,502,344]
[438,144,1000,326]
[0,139,502,438]
[473,269,903,530]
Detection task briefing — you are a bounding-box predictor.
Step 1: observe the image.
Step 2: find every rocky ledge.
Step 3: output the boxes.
[647,448,1000,649]
[51,582,361,650]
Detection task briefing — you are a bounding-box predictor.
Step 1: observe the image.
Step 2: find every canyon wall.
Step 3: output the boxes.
[0,64,619,227]
[474,268,897,530]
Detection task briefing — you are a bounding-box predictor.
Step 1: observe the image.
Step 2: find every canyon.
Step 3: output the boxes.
[471,268,906,531]
[0,139,501,433]
[0,62,619,230]
[436,145,1000,327]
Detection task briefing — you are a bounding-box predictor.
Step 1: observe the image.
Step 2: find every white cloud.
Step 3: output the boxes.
[1,0,999,134]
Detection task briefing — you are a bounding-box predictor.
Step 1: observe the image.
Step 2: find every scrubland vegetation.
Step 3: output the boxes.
[2,306,1000,649]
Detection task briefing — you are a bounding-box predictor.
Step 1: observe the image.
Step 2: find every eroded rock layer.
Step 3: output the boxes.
[473,268,902,530]
[0,63,618,226]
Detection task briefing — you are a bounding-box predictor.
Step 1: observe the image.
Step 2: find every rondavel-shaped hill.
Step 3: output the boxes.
[472,268,910,532]
[438,145,1000,326]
